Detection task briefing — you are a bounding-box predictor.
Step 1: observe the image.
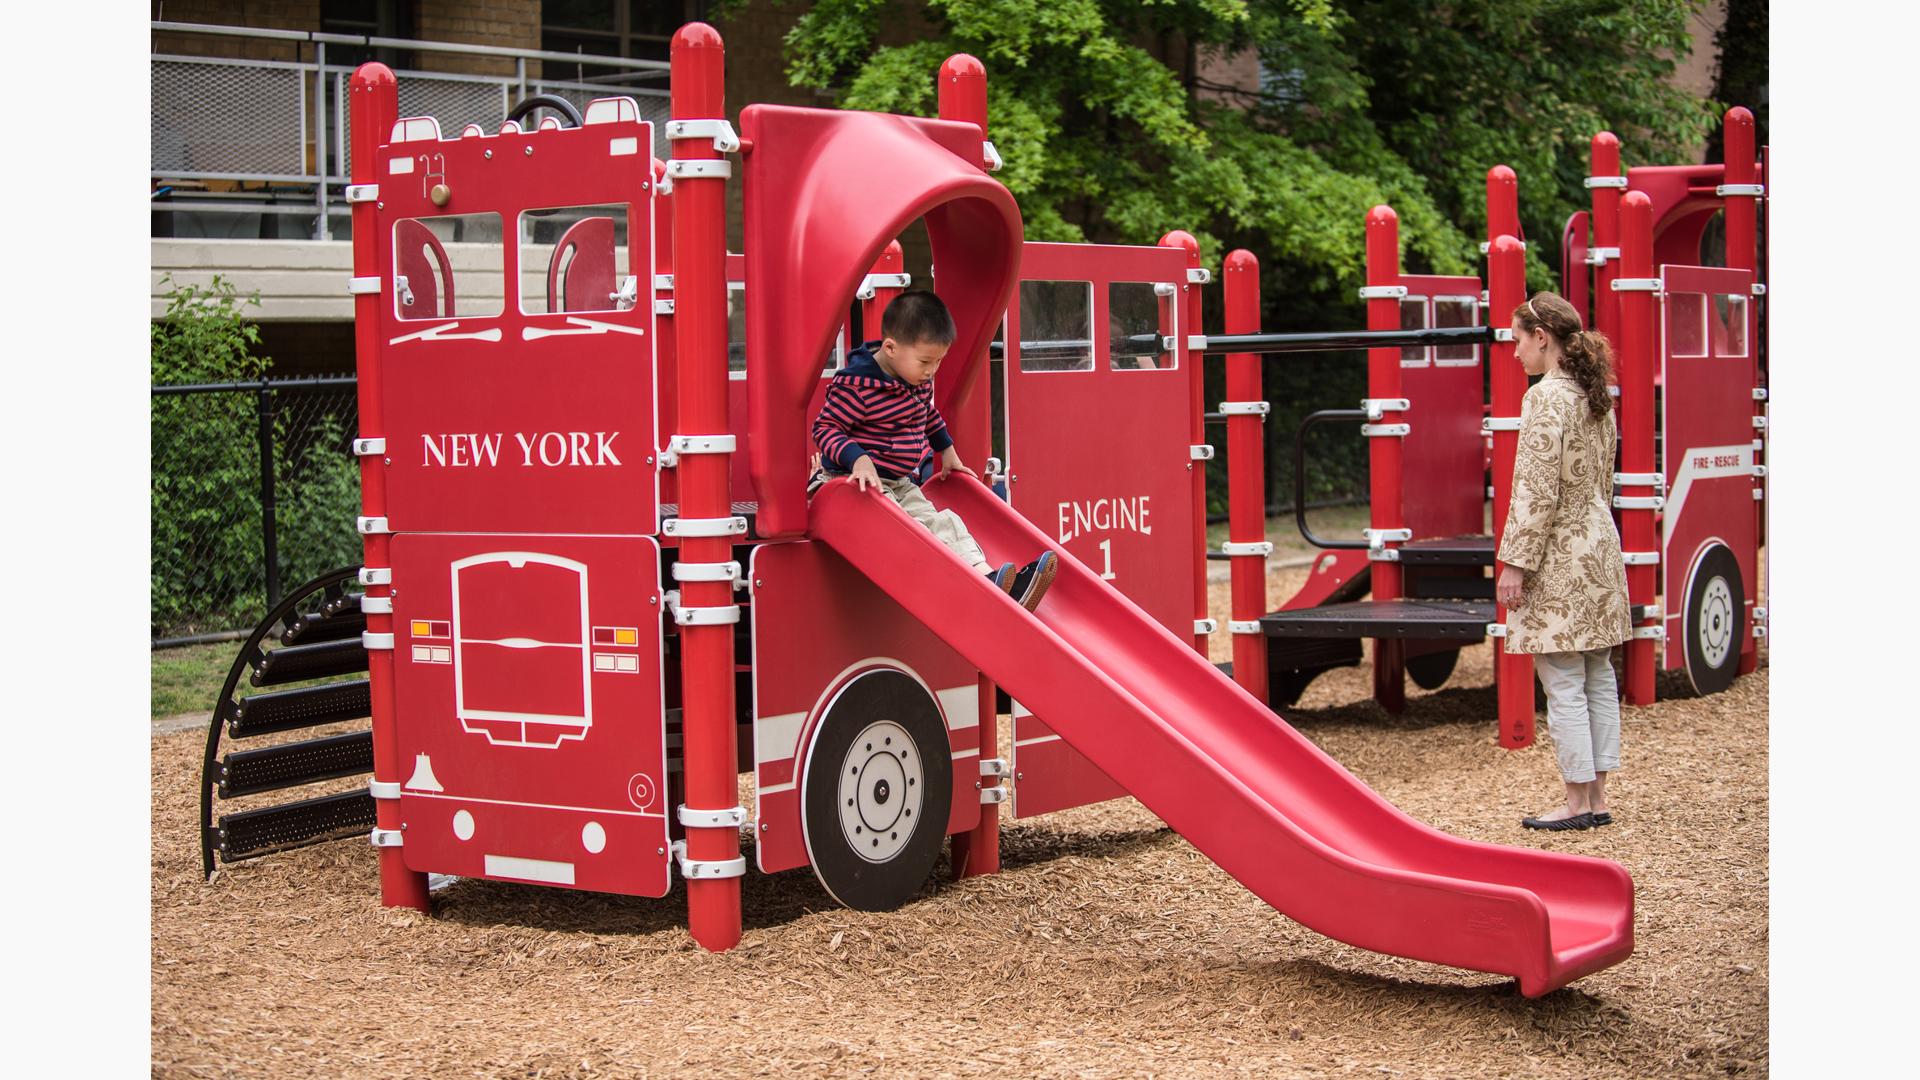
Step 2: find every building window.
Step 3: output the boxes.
[321,0,417,71]
[544,1,699,82]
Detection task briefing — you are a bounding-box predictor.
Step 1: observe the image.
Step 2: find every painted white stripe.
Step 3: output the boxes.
[951,748,979,760]
[1011,700,1033,719]
[460,709,590,726]
[1664,444,1752,547]
[754,710,806,766]
[609,136,639,156]
[936,684,981,730]
[388,156,414,174]
[757,782,795,796]
[1014,735,1062,748]
[484,855,575,885]
[404,790,664,818]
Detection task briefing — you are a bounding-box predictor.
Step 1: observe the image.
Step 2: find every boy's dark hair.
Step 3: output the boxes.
[880,289,956,347]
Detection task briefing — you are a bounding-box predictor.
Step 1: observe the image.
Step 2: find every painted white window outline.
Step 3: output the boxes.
[451,551,592,749]
[392,212,506,321]
[1017,279,1096,373]
[517,202,634,317]
[1398,295,1431,368]
[1106,280,1178,372]
[1432,295,1481,367]
[1665,291,1710,359]
[1714,294,1749,358]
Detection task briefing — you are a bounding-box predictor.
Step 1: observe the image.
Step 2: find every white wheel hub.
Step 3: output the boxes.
[837,719,925,863]
[1699,575,1734,668]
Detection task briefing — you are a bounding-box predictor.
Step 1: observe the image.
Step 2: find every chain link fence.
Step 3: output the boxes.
[151,378,362,645]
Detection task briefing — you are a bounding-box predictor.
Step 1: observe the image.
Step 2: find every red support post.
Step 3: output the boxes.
[1486,167,1534,748]
[1159,230,1211,655]
[349,63,430,913]
[861,240,907,339]
[1222,250,1268,703]
[1589,133,1623,343]
[938,52,1001,882]
[1617,192,1660,707]
[1363,207,1406,714]
[1723,106,1762,677]
[669,23,742,952]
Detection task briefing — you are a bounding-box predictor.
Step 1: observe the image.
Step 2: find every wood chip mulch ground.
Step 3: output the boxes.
[153,565,1767,1077]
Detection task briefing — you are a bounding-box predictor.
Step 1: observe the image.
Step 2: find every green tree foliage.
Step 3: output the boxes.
[783,0,1723,505]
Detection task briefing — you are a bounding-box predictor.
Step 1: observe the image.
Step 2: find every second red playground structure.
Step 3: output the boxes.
[191,22,1785,999]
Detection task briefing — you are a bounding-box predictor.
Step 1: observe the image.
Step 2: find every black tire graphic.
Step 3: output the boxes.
[1683,543,1745,696]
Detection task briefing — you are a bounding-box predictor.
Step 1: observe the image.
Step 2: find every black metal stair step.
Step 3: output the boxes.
[321,592,364,618]
[251,638,369,686]
[219,731,375,798]
[1261,599,1495,640]
[281,608,367,646]
[1398,536,1496,566]
[230,680,372,737]
[214,789,375,862]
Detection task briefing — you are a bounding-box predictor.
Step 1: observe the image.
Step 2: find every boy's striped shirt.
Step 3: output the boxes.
[812,344,952,481]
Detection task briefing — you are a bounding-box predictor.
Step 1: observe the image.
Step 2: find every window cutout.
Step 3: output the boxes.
[1665,292,1708,358]
[1399,296,1429,367]
[519,204,633,316]
[1714,294,1748,358]
[393,213,505,320]
[1108,281,1173,371]
[1433,295,1480,366]
[1018,280,1093,372]
[726,280,841,376]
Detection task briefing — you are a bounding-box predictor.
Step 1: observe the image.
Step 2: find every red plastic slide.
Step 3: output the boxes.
[809,476,1633,996]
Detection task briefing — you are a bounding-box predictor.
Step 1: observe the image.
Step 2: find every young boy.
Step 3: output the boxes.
[811,290,1057,612]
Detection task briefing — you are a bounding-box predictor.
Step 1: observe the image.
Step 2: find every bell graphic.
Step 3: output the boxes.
[406,753,444,793]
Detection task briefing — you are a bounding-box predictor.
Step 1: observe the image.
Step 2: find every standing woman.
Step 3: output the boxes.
[1495,292,1632,831]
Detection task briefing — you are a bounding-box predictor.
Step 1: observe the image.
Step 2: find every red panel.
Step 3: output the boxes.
[1397,274,1485,541]
[549,216,617,313]
[1001,241,1194,817]
[373,116,659,536]
[748,540,981,874]
[391,533,669,898]
[1658,264,1758,667]
[1562,211,1590,325]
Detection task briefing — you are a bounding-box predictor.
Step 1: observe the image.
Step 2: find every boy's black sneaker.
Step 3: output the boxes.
[1009,552,1058,613]
[986,562,1017,594]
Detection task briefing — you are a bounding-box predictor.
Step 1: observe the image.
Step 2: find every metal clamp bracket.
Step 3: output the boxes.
[1753,625,1767,639]
[981,140,1003,173]
[1361,422,1410,438]
[662,516,749,538]
[362,631,395,650]
[1753,606,1767,621]
[1486,623,1508,638]
[1218,401,1271,417]
[1640,604,1664,621]
[677,804,747,829]
[1357,285,1408,300]
[368,780,402,800]
[1613,495,1665,510]
[1585,175,1629,189]
[1752,283,1767,296]
[361,595,393,615]
[359,566,392,586]
[856,272,912,301]
[1751,464,1767,479]
[663,591,741,626]
[1367,547,1400,562]
[1632,625,1666,640]
[358,516,390,535]
[1365,528,1412,545]
[353,437,387,456]
[1361,397,1410,421]
[654,298,675,316]
[664,158,732,180]
[1190,444,1215,461]
[347,276,382,295]
[672,839,746,880]
[1612,278,1662,293]
[672,560,743,586]
[1716,183,1765,197]
[980,785,1010,805]
[658,434,737,468]
[664,118,740,152]
[1163,334,1210,352]
[345,183,379,203]
[1621,551,1661,566]
[370,827,404,847]
[1221,541,1273,557]
[1194,618,1219,635]
[1228,620,1264,635]
[1585,246,1622,265]
[654,273,674,292]
[1482,416,1521,433]
[1753,416,1768,431]
[1490,328,1516,343]
[979,758,1009,778]
[1753,387,1768,402]
[1187,267,1213,284]
[1614,471,1665,488]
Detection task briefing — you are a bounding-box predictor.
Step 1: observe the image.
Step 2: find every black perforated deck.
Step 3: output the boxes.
[251,638,369,686]
[219,731,375,798]
[1398,536,1497,566]
[214,789,375,862]
[1261,599,1494,640]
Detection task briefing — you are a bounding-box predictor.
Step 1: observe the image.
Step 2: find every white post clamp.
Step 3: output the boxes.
[361,595,393,615]
[1753,387,1768,402]
[1187,267,1213,284]
[664,158,732,180]
[666,595,741,627]
[1218,401,1271,416]
[1632,625,1666,640]
[344,183,379,203]
[669,434,737,456]
[1613,495,1665,510]
[347,276,382,295]
[1614,471,1665,488]
[672,839,746,880]
[654,274,674,292]
[677,804,747,829]
[979,758,1009,778]
[662,516,749,538]
[1367,548,1400,562]
[368,780,402,800]
[1361,422,1410,437]
[664,118,740,153]
[1365,528,1412,544]
[1612,278,1662,293]
[1751,464,1767,479]
[980,785,1010,805]
[1194,618,1219,635]
[980,140,1003,172]
[1753,416,1768,431]
[362,631,395,650]
[856,272,912,301]
[1486,623,1508,638]
[1716,183,1765,197]
[1357,285,1408,300]
[672,560,743,585]
[1228,620,1263,635]
[1585,246,1621,265]
[353,437,387,456]
[1190,444,1215,461]
[1752,283,1767,296]
[1621,551,1660,566]
[1482,417,1521,433]
[359,566,392,586]
[1361,397,1410,420]
[654,298,675,316]
[1753,488,1765,502]
[1221,541,1273,557]
[358,516,390,535]
[1585,176,1629,189]
[1492,328,1516,343]
[370,827,404,847]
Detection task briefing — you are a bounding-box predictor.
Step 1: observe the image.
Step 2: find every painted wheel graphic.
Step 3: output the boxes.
[1683,544,1745,697]
[801,669,952,911]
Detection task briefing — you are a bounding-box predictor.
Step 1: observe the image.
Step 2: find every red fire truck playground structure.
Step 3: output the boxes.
[199,23,1767,999]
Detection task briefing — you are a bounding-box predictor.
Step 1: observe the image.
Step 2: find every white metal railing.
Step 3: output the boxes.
[151,21,671,240]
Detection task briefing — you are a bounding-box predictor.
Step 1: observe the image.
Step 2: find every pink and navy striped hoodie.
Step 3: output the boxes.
[812,341,952,484]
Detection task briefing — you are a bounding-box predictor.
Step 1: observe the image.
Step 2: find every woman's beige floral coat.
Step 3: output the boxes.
[1496,372,1632,654]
